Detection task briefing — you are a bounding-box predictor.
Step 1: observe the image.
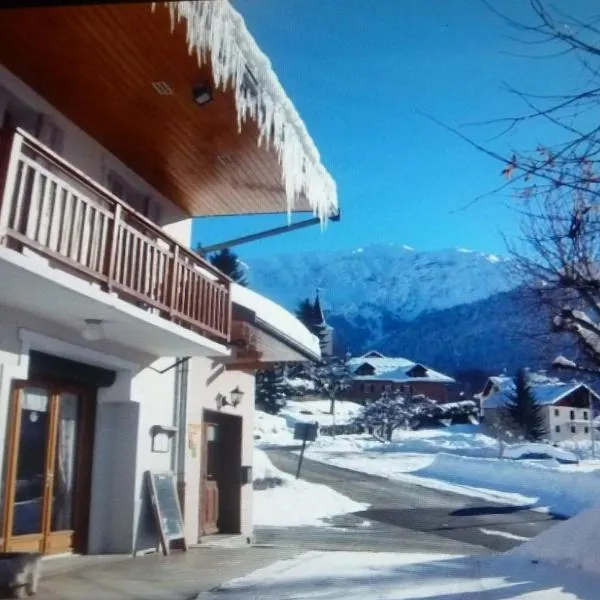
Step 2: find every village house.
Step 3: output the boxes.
[346,351,457,404]
[480,375,600,443]
[0,1,336,556]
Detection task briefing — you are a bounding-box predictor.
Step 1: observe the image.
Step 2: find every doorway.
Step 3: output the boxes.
[2,382,95,555]
[199,410,242,537]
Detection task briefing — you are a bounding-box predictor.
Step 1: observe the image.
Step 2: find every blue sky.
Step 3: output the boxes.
[192,0,592,259]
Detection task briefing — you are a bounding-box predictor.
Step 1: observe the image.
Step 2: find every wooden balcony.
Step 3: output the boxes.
[0,128,231,345]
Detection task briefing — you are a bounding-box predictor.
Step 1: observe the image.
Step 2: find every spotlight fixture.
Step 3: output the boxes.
[192,82,213,107]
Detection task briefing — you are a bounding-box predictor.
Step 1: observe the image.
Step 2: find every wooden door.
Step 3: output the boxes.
[2,383,93,555]
[200,421,219,536]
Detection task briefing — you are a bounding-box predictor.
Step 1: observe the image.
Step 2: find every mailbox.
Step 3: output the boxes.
[241,465,253,485]
[294,422,318,442]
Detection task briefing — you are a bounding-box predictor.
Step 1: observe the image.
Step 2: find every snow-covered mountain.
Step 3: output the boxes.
[244,244,537,373]
[247,243,515,323]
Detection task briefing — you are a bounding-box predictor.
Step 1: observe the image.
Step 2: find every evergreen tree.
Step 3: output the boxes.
[256,365,287,414]
[207,248,248,286]
[502,368,547,441]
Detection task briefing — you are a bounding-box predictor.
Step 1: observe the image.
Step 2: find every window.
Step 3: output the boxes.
[570,410,575,420]
[554,409,559,417]
[571,426,576,434]
[106,170,162,225]
[585,427,590,434]
[362,383,372,394]
[555,425,560,433]
[384,384,392,392]
[584,411,589,420]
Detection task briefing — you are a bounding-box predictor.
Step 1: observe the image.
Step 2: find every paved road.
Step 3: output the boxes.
[257,448,564,555]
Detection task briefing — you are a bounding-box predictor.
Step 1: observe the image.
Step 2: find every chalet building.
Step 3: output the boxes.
[0,1,336,556]
[346,351,457,404]
[480,376,600,443]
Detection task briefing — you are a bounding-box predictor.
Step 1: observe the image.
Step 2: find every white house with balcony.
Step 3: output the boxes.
[0,1,337,557]
[480,376,600,443]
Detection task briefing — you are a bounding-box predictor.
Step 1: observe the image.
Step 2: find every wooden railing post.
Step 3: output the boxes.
[0,130,24,243]
[169,245,180,316]
[105,203,122,292]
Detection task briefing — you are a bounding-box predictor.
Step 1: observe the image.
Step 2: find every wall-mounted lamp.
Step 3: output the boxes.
[230,386,244,407]
[81,318,105,341]
[150,424,177,453]
[192,82,213,107]
[217,386,245,410]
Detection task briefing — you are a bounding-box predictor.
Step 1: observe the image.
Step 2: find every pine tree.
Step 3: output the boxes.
[256,365,287,414]
[502,368,547,441]
[207,248,248,286]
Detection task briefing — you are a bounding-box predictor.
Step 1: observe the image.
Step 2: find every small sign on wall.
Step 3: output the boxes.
[187,424,202,458]
[150,425,177,453]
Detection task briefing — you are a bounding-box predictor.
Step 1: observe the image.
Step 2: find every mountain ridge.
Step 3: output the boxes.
[245,244,561,375]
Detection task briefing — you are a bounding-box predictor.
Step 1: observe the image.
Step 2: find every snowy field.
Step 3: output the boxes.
[207,549,600,599]
[254,399,363,448]
[252,448,368,527]
[255,409,600,518]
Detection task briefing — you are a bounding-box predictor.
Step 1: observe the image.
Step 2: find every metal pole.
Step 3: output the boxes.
[296,435,308,479]
[590,389,596,458]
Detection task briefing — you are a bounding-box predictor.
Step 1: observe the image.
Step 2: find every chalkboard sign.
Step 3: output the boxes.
[146,471,187,555]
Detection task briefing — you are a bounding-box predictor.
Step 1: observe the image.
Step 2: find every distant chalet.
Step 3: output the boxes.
[346,351,457,403]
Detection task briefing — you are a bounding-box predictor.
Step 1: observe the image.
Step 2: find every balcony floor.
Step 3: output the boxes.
[0,245,230,358]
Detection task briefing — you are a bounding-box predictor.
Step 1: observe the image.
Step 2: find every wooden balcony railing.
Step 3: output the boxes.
[0,128,231,344]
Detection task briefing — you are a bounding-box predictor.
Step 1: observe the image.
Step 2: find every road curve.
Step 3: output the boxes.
[257,448,563,554]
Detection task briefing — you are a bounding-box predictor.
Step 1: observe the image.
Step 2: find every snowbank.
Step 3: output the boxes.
[416,453,600,516]
[253,449,367,527]
[254,411,295,447]
[280,400,363,428]
[503,443,579,464]
[306,425,499,457]
[512,504,600,576]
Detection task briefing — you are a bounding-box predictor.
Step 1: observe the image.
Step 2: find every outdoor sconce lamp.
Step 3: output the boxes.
[192,82,213,107]
[216,386,245,410]
[150,424,177,453]
[230,386,244,407]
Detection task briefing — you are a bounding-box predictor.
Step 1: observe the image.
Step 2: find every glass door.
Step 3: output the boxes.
[2,384,90,554]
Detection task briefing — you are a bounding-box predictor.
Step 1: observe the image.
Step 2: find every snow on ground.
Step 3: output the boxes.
[255,401,364,448]
[513,504,600,576]
[255,414,600,518]
[252,449,368,527]
[280,399,363,428]
[302,426,600,517]
[254,411,295,447]
[206,550,600,599]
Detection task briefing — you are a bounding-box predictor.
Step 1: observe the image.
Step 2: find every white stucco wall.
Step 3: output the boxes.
[0,65,193,247]
[184,358,255,544]
[0,304,180,555]
[484,405,592,443]
[548,406,592,442]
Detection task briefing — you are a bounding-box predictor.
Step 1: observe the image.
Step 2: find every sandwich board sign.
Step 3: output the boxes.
[146,470,187,555]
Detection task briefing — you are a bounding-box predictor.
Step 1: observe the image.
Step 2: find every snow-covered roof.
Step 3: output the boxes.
[231,283,320,360]
[159,1,338,222]
[490,376,512,388]
[347,352,455,384]
[483,382,599,409]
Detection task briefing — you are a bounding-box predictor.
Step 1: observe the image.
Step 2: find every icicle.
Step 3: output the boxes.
[155,0,338,224]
